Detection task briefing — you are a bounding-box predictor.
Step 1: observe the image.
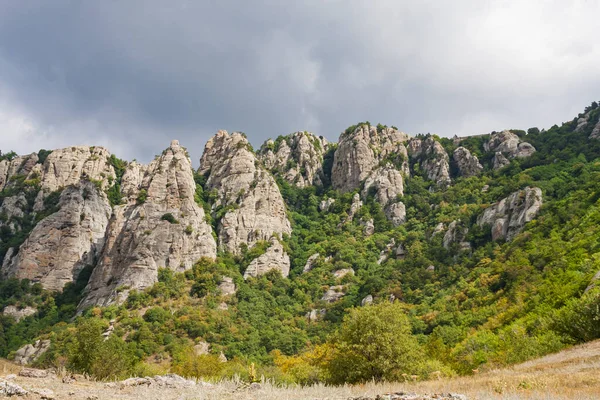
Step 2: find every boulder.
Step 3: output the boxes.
[306,308,326,322]
[217,277,236,296]
[13,340,50,365]
[385,202,406,227]
[485,130,536,161]
[319,198,335,212]
[478,187,543,241]
[243,238,290,279]
[443,220,469,250]
[321,285,345,302]
[333,268,354,280]
[2,305,37,322]
[361,295,374,306]
[0,379,28,396]
[302,253,320,273]
[18,368,48,378]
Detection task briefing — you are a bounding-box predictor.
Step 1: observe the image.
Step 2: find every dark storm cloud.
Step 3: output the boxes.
[1,1,599,163]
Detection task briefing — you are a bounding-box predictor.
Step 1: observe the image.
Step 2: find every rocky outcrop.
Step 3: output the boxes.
[443,220,470,250]
[243,238,290,279]
[306,308,326,322]
[303,253,320,273]
[2,305,37,322]
[198,131,292,254]
[13,340,51,365]
[361,295,373,306]
[218,277,237,296]
[485,130,536,161]
[332,124,409,193]
[333,268,354,280]
[321,285,345,302]
[319,198,335,212]
[80,140,216,308]
[385,202,406,227]
[408,137,451,186]
[362,164,404,204]
[492,152,511,169]
[259,132,329,187]
[478,187,543,241]
[378,239,396,265]
[3,182,111,291]
[590,120,600,139]
[453,147,483,177]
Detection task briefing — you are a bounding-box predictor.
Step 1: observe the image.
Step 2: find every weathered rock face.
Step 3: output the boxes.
[13,340,51,365]
[3,182,111,291]
[453,147,483,177]
[218,277,237,296]
[590,120,600,139]
[362,164,404,205]
[321,285,345,302]
[385,202,406,227]
[80,140,216,308]
[0,153,39,191]
[2,305,37,322]
[443,220,470,250]
[258,132,329,187]
[485,130,536,160]
[243,238,290,279]
[492,152,511,170]
[478,187,543,241]
[303,253,320,273]
[408,137,451,186]
[332,124,409,193]
[199,131,292,254]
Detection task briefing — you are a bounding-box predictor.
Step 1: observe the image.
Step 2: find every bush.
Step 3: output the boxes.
[324,302,431,383]
[161,213,179,224]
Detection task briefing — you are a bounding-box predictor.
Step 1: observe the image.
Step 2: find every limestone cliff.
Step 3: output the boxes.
[258,131,330,187]
[198,130,292,254]
[3,182,111,291]
[80,140,216,308]
[332,124,409,193]
[407,137,451,186]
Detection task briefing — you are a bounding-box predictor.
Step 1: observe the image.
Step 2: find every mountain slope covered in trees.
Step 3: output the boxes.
[1,102,600,383]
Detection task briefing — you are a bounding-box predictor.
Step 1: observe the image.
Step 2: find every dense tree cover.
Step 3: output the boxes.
[1,105,600,383]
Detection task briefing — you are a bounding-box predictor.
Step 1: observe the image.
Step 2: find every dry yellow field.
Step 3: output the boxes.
[2,340,600,399]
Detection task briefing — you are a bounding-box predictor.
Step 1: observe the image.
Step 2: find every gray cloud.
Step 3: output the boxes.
[0,0,599,164]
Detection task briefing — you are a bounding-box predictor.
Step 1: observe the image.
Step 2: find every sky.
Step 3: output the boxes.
[0,0,599,164]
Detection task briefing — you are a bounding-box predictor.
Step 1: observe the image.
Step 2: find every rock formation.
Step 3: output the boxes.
[485,130,536,162]
[332,124,409,193]
[198,130,292,254]
[3,182,111,291]
[217,277,237,296]
[2,305,37,322]
[80,140,216,308]
[13,340,51,365]
[453,147,483,177]
[443,220,471,250]
[478,187,543,241]
[303,253,320,273]
[492,152,511,169]
[408,137,451,186]
[590,120,600,139]
[243,238,290,279]
[258,131,329,187]
[321,285,346,302]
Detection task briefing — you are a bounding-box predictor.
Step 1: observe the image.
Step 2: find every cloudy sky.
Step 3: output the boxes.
[0,0,599,164]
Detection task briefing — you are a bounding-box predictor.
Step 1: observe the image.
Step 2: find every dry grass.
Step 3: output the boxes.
[2,340,600,399]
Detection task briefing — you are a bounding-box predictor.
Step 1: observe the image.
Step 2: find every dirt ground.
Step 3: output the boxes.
[2,340,600,399]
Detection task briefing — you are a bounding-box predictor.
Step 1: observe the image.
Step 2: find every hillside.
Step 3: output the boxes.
[1,102,600,384]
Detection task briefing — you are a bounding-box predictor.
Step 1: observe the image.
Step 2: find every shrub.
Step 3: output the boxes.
[161,213,179,224]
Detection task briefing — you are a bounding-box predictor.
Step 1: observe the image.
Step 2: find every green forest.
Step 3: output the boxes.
[1,104,600,384]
